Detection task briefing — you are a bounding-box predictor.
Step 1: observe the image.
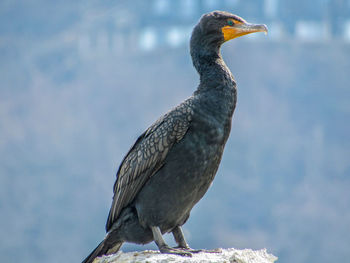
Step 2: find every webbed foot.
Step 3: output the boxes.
[174,246,222,253]
[159,245,192,257]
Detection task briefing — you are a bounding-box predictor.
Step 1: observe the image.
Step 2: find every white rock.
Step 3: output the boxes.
[93,248,278,263]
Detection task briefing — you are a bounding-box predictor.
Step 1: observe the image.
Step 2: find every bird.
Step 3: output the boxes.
[82,10,267,263]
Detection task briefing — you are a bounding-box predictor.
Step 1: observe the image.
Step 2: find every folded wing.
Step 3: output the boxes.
[106,99,194,232]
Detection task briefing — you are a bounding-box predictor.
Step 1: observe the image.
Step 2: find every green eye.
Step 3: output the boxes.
[227,20,234,26]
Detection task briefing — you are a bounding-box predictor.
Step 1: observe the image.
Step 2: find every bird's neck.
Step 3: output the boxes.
[191,48,236,92]
[191,46,237,121]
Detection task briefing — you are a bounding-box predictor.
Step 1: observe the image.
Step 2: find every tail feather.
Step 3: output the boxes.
[82,238,123,263]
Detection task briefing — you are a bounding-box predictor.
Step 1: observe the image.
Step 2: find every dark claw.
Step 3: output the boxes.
[203,248,222,253]
[159,245,193,257]
[174,246,222,254]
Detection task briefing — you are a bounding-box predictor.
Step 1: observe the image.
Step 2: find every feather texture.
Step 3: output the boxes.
[106,98,194,231]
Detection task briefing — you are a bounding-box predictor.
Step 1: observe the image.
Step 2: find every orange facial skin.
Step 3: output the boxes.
[222,19,268,41]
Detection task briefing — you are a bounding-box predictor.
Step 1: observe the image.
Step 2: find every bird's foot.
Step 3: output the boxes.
[201,248,222,253]
[174,246,222,254]
[159,245,192,257]
[173,246,202,253]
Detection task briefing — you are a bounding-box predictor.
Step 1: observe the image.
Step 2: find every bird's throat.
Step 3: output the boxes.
[193,51,235,91]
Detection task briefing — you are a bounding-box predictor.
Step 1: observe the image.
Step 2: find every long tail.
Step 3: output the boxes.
[82,237,123,263]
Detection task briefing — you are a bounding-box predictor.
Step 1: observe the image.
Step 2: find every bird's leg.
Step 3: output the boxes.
[151,226,192,257]
[172,226,222,254]
[172,226,202,253]
[172,226,190,249]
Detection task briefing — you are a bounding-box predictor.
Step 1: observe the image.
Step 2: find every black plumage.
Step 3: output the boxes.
[82,11,267,263]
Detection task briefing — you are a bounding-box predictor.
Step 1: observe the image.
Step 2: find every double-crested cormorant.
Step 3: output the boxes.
[82,11,267,263]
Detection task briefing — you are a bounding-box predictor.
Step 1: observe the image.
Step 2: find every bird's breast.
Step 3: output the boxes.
[191,99,233,146]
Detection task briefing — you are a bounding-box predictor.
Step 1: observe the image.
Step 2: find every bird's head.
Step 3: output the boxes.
[190,11,267,55]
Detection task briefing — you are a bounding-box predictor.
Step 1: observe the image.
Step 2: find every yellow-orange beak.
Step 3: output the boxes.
[222,22,268,41]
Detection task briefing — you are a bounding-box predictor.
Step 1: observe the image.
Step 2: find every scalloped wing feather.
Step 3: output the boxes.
[106,99,194,232]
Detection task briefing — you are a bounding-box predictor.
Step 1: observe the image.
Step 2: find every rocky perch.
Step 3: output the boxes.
[93,248,277,263]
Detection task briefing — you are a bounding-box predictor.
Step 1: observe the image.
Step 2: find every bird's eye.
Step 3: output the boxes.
[227,20,234,26]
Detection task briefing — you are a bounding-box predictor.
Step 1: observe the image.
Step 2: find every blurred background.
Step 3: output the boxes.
[1,0,350,262]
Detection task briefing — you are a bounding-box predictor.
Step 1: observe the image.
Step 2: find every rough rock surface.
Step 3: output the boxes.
[92,248,277,263]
